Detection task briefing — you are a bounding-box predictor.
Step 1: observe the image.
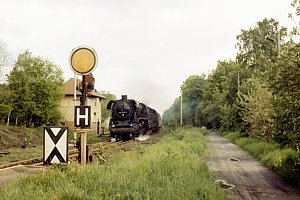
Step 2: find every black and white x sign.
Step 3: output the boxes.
[44,127,68,164]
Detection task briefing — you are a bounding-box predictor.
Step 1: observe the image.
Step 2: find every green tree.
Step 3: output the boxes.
[0,39,13,81]
[0,83,13,125]
[196,60,245,130]
[234,17,288,136]
[162,97,181,128]
[196,71,222,129]
[289,0,300,40]
[237,76,274,140]
[236,18,287,70]
[180,74,206,125]
[101,91,117,124]
[271,43,300,150]
[7,51,64,126]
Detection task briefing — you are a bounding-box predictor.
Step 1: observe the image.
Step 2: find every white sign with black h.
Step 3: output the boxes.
[74,106,91,128]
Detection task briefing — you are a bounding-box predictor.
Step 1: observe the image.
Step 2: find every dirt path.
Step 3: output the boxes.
[0,165,47,186]
[205,131,300,200]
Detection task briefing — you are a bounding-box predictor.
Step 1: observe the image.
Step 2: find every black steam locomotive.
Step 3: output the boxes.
[106,95,161,141]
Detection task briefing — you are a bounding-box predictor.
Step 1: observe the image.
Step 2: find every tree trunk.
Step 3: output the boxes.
[6,109,12,126]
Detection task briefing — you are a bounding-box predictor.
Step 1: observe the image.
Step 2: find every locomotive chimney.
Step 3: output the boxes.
[121,95,127,100]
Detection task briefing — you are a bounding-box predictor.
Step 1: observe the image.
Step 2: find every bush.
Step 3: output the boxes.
[262,148,300,185]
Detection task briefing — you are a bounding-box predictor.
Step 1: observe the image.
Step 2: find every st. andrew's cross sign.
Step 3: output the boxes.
[43,127,68,164]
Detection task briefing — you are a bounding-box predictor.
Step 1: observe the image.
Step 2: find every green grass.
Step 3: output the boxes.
[0,125,43,150]
[0,128,225,200]
[223,131,300,185]
[223,131,241,141]
[237,140,279,159]
[0,131,102,165]
[0,145,43,164]
[262,148,300,184]
[86,131,105,143]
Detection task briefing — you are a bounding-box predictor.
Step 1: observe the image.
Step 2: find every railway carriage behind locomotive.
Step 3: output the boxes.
[106,95,161,140]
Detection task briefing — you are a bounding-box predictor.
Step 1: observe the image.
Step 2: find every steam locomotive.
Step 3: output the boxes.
[106,95,162,141]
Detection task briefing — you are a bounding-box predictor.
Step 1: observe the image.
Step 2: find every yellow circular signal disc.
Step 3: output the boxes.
[69,46,98,75]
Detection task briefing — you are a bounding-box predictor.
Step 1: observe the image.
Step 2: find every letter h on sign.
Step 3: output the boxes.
[74,106,91,128]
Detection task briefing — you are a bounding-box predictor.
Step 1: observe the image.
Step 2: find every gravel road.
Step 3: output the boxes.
[205,131,300,200]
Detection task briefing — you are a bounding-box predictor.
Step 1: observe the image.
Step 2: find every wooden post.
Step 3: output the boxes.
[80,75,87,165]
[80,131,87,165]
[74,73,77,140]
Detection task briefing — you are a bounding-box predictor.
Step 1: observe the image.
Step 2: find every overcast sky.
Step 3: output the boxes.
[0,0,294,114]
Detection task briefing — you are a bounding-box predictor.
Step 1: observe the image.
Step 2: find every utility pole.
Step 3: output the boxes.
[237,73,240,93]
[180,90,183,127]
[266,28,281,54]
[277,30,280,53]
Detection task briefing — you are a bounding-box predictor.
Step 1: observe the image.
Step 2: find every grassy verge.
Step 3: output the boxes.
[0,125,43,149]
[0,145,43,164]
[0,128,225,200]
[0,131,104,165]
[223,132,300,185]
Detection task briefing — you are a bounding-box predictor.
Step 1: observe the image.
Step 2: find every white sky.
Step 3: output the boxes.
[0,0,294,114]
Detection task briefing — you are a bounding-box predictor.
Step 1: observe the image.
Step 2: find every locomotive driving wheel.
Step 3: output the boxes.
[140,127,147,135]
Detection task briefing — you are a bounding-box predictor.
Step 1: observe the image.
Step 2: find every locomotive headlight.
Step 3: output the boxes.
[130,124,133,127]
[112,124,116,128]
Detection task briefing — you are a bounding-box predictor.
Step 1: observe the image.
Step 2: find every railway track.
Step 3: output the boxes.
[0,131,163,187]
[0,129,163,171]
[0,140,131,170]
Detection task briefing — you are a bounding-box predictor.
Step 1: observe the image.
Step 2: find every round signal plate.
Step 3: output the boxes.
[69,46,98,75]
